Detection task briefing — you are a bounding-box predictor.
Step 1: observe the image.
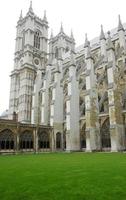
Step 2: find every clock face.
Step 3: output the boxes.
[33,58,40,66]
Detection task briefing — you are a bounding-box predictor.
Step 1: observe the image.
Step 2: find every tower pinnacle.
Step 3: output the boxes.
[70,29,74,40]
[29,1,33,11]
[43,10,47,21]
[84,33,90,48]
[50,29,53,39]
[100,25,106,40]
[60,22,64,33]
[118,15,124,32]
[27,0,34,15]
[19,10,23,20]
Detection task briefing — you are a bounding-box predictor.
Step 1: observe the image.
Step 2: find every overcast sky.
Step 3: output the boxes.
[0,0,126,115]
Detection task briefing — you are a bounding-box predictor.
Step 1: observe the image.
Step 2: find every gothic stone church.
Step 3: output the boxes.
[0,2,126,153]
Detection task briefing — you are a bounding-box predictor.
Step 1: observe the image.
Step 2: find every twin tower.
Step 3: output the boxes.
[9,2,126,152]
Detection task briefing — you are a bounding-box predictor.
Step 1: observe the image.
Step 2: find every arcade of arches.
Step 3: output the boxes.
[0,119,52,153]
[0,117,126,153]
[80,117,125,151]
[80,118,111,150]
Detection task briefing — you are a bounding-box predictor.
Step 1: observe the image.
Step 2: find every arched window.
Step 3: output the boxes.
[122,90,126,109]
[22,31,25,50]
[65,47,69,53]
[80,123,86,149]
[56,132,62,149]
[34,31,40,49]
[100,118,111,149]
[19,130,33,150]
[55,47,58,58]
[80,97,85,116]
[63,132,66,149]
[0,129,15,150]
[99,92,109,113]
[38,132,50,150]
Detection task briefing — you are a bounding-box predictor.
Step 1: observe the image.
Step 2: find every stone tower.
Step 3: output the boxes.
[40,24,76,150]
[9,1,48,123]
[48,24,75,65]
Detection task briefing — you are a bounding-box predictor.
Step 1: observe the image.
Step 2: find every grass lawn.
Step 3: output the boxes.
[0,153,126,200]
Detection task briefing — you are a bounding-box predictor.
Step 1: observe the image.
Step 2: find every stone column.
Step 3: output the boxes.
[106,31,125,151]
[100,25,107,61]
[33,129,38,153]
[50,61,64,151]
[65,52,80,151]
[35,129,38,153]
[18,68,34,123]
[31,69,42,124]
[50,129,55,152]
[8,73,17,120]
[40,66,51,125]
[31,91,35,124]
[16,133,19,153]
[84,42,100,152]
[118,15,126,53]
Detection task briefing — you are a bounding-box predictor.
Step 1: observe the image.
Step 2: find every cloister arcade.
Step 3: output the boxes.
[0,116,126,153]
[0,119,52,153]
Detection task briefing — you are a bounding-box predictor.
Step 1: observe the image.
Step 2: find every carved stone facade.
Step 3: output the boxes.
[1,4,126,153]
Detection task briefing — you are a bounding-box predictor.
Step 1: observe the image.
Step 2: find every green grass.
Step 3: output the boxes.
[0,153,126,200]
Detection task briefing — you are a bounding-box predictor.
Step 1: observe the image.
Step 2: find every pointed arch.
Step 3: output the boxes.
[100,118,111,149]
[56,132,62,149]
[55,47,58,58]
[38,131,50,150]
[80,123,86,149]
[0,129,15,151]
[34,30,41,49]
[19,130,33,150]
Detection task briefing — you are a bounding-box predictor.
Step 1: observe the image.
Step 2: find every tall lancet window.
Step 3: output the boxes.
[34,31,40,49]
[22,31,25,50]
[55,47,58,58]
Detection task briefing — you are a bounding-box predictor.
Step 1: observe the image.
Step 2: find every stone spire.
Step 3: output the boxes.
[50,29,53,39]
[118,15,124,32]
[100,25,107,60]
[27,1,34,15]
[70,29,74,40]
[100,25,106,40]
[29,1,33,13]
[19,10,23,20]
[106,31,114,50]
[117,14,126,51]
[84,33,89,48]
[84,34,92,59]
[60,22,64,33]
[43,10,47,21]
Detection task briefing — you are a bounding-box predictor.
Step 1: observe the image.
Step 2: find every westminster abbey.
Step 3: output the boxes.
[0,2,126,153]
